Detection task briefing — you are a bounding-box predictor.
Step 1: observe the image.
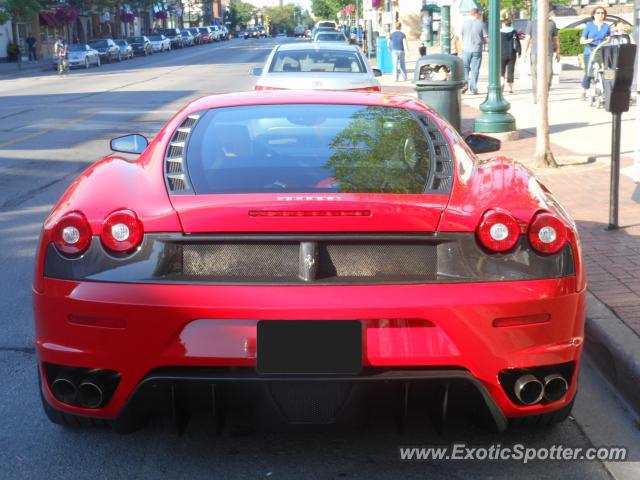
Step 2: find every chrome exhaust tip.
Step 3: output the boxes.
[77,381,104,409]
[51,376,77,404]
[543,374,569,402]
[514,374,544,405]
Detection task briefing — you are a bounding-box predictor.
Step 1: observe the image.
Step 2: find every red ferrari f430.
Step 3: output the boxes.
[33,91,585,432]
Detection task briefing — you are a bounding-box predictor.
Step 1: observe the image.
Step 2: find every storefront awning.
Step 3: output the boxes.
[39,12,61,28]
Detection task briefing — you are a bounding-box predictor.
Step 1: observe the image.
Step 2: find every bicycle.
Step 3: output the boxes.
[56,55,69,75]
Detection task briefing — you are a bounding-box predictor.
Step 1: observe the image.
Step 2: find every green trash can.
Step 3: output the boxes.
[413,54,465,132]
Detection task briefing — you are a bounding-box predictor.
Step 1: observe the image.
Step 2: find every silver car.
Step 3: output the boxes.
[313,31,349,44]
[252,43,382,92]
[148,34,171,52]
[54,43,101,69]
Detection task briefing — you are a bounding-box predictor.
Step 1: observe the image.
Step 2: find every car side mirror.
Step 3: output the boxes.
[372,68,382,77]
[110,134,148,154]
[250,67,263,76]
[465,133,501,154]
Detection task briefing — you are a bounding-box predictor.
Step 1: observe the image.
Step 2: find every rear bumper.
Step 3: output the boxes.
[34,276,585,424]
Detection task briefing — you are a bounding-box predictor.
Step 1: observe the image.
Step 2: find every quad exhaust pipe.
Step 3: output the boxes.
[543,374,569,402]
[50,369,119,408]
[513,373,569,405]
[514,374,544,405]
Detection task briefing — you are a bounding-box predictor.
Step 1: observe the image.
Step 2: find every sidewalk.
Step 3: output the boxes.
[0,59,51,78]
[376,39,640,414]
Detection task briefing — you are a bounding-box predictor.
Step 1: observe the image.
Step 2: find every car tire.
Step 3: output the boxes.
[509,397,574,428]
[85,58,90,69]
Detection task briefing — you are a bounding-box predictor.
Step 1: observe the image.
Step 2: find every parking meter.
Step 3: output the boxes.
[602,43,637,113]
[601,43,637,229]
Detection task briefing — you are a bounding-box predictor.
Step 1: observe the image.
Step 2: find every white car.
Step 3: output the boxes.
[207,25,221,41]
[252,43,382,92]
[313,31,349,44]
[148,34,171,52]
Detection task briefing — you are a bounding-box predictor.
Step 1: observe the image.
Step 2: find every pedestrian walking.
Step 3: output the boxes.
[524,17,560,103]
[579,7,610,100]
[26,33,37,62]
[388,22,408,82]
[458,8,487,95]
[500,18,521,94]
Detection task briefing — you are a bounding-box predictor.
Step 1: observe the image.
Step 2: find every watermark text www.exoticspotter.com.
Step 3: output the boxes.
[399,444,628,464]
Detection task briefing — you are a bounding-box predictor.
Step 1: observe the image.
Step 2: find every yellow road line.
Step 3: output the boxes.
[0,112,97,149]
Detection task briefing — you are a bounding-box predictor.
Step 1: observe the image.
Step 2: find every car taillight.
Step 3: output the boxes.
[349,86,382,92]
[528,212,567,254]
[100,209,143,253]
[476,210,520,253]
[53,212,92,256]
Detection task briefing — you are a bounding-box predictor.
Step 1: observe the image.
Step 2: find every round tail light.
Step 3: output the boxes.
[528,212,567,254]
[53,212,92,256]
[476,210,520,253]
[101,210,143,253]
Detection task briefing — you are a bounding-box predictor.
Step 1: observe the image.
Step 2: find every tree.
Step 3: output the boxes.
[263,4,297,34]
[229,1,256,29]
[0,0,42,24]
[311,0,351,21]
[532,0,557,168]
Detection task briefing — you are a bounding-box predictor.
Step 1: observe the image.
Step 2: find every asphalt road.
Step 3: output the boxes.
[0,37,639,480]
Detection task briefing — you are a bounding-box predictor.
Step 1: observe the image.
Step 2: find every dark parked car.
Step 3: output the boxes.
[243,28,258,39]
[114,39,134,60]
[127,36,153,56]
[188,28,203,45]
[88,38,122,63]
[180,29,195,47]
[159,28,184,49]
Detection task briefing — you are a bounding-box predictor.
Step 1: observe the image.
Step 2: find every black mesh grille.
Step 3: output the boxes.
[319,242,437,278]
[177,241,437,282]
[182,243,299,278]
[267,382,353,423]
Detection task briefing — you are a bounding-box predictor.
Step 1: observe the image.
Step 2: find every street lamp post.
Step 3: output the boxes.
[474,0,516,133]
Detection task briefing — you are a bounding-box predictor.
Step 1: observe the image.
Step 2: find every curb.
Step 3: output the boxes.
[584,291,640,416]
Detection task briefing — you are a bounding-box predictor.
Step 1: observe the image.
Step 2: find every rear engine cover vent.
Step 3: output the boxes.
[164,114,201,194]
[421,116,454,194]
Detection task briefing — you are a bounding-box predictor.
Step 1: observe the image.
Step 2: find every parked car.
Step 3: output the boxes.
[188,28,203,45]
[253,43,382,92]
[53,43,100,69]
[180,29,195,47]
[148,34,171,53]
[114,40,134,60]
[127,36,153,56]
[88,38,122,63]
[35,90,584,433]
[159,28,184,49]
[312,31,349,44]
[243,28,258,39]
[207,25,221,41]
[197,27,213,43]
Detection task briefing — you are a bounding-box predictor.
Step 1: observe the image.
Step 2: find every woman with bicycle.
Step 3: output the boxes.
[580,7,610,100]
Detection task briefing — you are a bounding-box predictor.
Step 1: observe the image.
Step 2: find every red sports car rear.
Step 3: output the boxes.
[33,91,585,432]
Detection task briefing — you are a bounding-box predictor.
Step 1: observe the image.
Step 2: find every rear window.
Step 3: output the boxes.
[316,33,346,42]
[89,40,107,48]
[269,50,366,73]
[68,44,86,51]
[148,35,162,41]
[129,37,145,43]
[184,104,433,194]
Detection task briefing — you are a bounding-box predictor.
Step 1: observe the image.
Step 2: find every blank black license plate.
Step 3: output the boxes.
[257,320,362,375]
